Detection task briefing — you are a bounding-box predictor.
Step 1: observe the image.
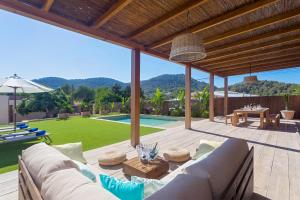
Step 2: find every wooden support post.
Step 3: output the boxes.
[131,49,140,147]
[185,65,191,129]
[209,73,215,121]
[224,77,228,116]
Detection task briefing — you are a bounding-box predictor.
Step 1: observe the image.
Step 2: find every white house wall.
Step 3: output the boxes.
[0,95,9,124]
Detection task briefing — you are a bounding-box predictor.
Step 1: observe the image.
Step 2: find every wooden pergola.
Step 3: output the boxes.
[1,0,300,146]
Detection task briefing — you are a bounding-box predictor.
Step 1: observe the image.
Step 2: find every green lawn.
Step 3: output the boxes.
[0,117,162,174]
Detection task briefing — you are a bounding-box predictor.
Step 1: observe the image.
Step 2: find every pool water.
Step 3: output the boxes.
[101,115,178,126]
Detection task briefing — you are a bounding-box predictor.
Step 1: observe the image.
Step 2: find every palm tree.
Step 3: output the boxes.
[151,88,164,115]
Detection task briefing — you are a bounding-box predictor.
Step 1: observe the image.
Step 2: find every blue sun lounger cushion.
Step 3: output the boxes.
[29,128,38,132]
[19,125,28,129]
[16,123,26,128]
[36,130,46,137]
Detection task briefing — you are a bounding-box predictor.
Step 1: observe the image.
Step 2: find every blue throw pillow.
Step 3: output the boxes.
[99,174,144,200]
[72,160,96,182]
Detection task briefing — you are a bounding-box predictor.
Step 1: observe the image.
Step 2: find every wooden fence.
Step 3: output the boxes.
[215,96,300,119]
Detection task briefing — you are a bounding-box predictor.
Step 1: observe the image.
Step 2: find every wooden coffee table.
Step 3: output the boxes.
[123,157,169,179]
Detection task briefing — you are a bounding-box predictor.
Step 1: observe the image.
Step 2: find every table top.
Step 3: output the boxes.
[123,157,168,172]
[234,107,269,113]
[123,157,169,179]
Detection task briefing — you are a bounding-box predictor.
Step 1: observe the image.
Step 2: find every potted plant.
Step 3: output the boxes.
[80,102,91,117]
[280,94,295,120]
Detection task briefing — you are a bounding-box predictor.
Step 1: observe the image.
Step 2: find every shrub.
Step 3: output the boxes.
[201,110,209,118]
[170,107,184,117]
[191,103,201,118]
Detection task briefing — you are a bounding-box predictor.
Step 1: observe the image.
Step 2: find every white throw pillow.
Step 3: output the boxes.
[53,142,87,164]
[192,140,223,160]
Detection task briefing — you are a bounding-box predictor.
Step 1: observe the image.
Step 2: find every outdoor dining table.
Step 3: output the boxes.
[232,107,270,129]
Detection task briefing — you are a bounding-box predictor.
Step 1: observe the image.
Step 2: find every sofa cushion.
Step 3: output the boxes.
[145,174,212,200]
[53,142,87,164]
[41,169,118,200]
[185,138,249,199]
[22,143,78,190]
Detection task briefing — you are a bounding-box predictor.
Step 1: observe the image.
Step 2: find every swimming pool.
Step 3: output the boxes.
[98,115,180,127]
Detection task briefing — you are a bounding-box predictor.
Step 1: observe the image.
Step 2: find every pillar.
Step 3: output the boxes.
[185,65,191,129]
[209,73,215,121]
[224,77,228,116]
[131,49,140,147]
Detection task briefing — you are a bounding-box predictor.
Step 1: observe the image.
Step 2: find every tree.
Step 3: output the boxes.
[292,85,300,95]
[169,89,185,117]
[17,89,73,116]
[122,85,131,98]
[61,84,72,95]
[95,88,110,113]
[73,86,95,103]
[53,89,74,113]
[193,87,209,118]
[151,88,164,115]
[177,88,185,109]
[111,84,122,97]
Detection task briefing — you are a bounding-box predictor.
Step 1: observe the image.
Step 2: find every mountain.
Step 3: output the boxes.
[229,80,299,96]
[33,77,126,89]
[141,74,208,95]
[33,75,300,97]
[33,74,209,96]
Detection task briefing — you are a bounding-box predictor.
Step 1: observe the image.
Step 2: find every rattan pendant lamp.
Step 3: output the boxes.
[244,64,258,84]
[169,11,206,62]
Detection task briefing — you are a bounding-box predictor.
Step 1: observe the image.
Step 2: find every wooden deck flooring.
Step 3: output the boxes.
[0,118,299,200]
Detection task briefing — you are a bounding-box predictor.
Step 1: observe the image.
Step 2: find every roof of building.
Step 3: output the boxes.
[0,0,299,76]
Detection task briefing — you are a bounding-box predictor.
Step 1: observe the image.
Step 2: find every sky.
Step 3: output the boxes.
[0,10,299,87]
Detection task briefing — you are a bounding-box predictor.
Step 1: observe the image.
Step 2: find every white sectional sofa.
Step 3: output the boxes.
[19,138,253,200]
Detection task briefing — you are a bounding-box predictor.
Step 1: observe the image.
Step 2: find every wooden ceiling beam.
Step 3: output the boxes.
[199,43,300,68]
[206,25,300,55]
[164,25,300,55]
[91,0,132,29]
[127,0,207,39]
[220,62,300,76]
[203,8,300,46]
[197,34,300,63]
[148,0,278,49]
[214,55,300,73]
[41,0,54,12]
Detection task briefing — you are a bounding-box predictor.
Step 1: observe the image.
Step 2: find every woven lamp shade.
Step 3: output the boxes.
[169,33,206,62]
[244,75,258,84]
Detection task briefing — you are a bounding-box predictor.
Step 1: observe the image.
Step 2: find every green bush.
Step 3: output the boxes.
[170,107,184,117]
[191,103,201,118]
[201,110,209,118]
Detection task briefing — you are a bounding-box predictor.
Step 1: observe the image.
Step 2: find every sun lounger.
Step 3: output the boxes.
[0,123,27,130]
[0,128,38,139]
[1,130,52,144]
[0,124,29,132]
